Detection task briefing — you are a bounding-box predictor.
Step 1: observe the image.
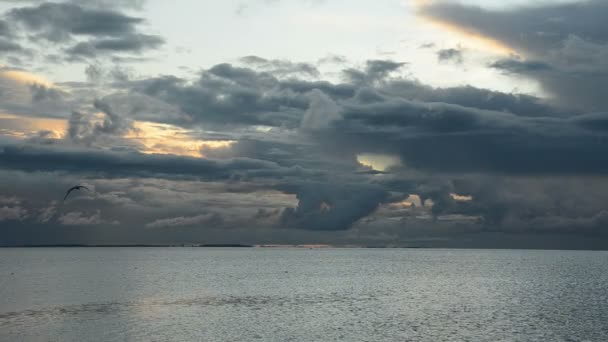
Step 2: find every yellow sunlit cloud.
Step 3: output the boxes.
[450,193,473,202]
[126,121,235,158]
[357,153,401,172]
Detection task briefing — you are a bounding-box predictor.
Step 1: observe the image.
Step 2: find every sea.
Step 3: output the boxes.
[0,248,607,341]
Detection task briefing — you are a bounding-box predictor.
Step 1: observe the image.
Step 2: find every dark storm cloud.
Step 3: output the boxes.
[437,48,463,64]
[489,49,608,111]
[131,58,557,134]
[135,66,307,128]
[128,59,608,176]
[4,47,608,242]
[201,139,299,164]
[381,80,562,117]
[0,144,290,180]
[419,0,608,111]
[133,60,404,129]
[335,99,608,174]
[441,176,608,236]
[279,182,389,231]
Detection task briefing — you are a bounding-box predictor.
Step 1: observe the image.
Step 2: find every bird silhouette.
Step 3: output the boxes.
[63,185,90,201]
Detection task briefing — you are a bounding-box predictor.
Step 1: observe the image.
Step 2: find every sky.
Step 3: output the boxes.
[1,0,608,248]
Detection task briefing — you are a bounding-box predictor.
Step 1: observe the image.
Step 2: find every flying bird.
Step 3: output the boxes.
[63,185,90,201]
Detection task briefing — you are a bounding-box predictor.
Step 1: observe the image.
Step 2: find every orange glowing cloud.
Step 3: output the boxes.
[389,194,422,208]
[0,113,238,159]
[0,113,67,137]
[0,69,53,87]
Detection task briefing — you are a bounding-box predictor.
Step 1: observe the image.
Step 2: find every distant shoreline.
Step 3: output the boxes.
[0,244,413,249]
[0,244,256,248]
[1,245,607,251]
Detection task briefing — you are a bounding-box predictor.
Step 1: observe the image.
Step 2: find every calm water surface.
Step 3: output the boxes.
[1,248,607,341]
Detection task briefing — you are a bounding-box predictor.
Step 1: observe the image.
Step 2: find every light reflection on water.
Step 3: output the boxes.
[1,248,607,341]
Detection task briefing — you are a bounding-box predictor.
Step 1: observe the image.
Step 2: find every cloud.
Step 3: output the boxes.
[437,48,463,64]
[446,176,608,236]
[66,34,164,58]
[145,212,223,229]
[343,60,406,84]
[3,41,608,244]
[59,209,109,226]
[0,195,20,205]
[65,99,134,146]
[9,3,143,41]
[0,1,147,9]
[133,60,406,130]
[240,55,320,77]
[235,0,325,15]
[37,201,58,223]
[0,205,27,221]
[300,89,342,130]
[135,66,305,128]
[0,38,22,53]
[0,144,295,181]
[490,58,553,73]
[92,100,132,136]
[419,0,608,56]
[3,2,163,61]
[126,60,608,177]
[279,182,389,231]
[30,84,63,102]
[419,0,608,111]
